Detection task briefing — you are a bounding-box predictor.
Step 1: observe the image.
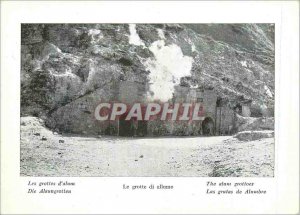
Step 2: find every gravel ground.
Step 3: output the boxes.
[20,117,274,177]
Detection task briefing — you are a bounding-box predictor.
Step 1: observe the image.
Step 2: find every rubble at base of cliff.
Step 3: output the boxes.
[21,116,274,177]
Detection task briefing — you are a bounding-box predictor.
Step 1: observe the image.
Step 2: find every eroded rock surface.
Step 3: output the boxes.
[21,24,275,134]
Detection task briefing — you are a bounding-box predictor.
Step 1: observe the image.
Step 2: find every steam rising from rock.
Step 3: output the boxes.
[144,40,193,102]
[128,24,193,102]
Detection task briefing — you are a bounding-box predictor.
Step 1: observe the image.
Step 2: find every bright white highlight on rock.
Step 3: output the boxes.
[264,85,273,98]
[144,40,193,102]
[157,29,165,40]
[191,44,196,52]
[128,24,145,47]
[88,29,102,44]
[240,61,248,67]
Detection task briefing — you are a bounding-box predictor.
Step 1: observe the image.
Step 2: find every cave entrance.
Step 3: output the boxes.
[118,115,148,137]
[118,114,135,137]
[202,117,215,135]
[137,121,148,137]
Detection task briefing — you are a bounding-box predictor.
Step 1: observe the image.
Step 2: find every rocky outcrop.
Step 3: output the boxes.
[235,115,274,132]
[21,24,275,134]
[234,130,274,141]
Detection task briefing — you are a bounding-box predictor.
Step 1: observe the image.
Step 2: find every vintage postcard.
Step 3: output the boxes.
[20,23,275,177]
[1,1,299,214]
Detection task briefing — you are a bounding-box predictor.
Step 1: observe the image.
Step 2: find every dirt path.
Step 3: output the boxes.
[20,117,274,177]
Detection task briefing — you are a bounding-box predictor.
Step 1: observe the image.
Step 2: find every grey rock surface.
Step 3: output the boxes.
[21,24,275,134]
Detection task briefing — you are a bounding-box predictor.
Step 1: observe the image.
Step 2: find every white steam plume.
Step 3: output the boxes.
[144,40,193,102]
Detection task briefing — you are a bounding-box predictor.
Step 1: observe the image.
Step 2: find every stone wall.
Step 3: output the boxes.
[216,106,235,135]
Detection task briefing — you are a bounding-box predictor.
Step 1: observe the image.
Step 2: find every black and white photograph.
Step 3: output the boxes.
[20,23,275,177]
[1,1,299,214]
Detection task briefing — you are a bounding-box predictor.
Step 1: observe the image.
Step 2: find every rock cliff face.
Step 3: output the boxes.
[21,24,274,135]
